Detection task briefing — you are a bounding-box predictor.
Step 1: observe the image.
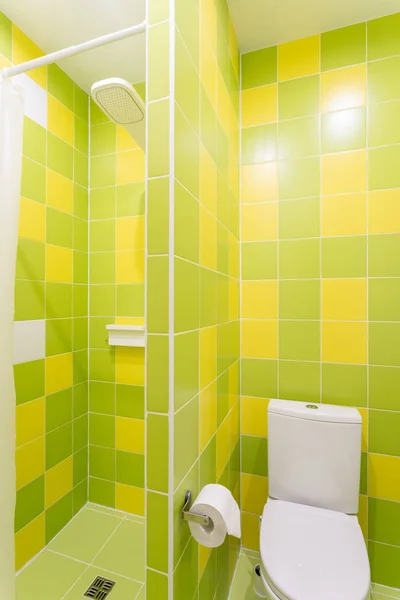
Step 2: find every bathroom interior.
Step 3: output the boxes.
[0,0,399,597]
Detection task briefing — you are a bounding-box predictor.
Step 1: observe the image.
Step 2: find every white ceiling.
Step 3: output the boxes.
[229,0,400,53]
[0,0,146,92]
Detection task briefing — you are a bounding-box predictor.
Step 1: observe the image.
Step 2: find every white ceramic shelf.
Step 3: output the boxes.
[106,325,146,348]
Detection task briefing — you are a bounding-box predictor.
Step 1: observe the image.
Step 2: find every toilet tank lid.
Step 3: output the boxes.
[268,399,361,424]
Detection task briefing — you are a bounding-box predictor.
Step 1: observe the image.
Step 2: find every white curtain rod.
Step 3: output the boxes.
[0,21,146,80]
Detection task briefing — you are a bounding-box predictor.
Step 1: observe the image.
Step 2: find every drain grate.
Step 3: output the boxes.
[84,576,116,599]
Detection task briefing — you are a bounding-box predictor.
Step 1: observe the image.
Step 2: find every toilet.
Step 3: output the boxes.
[259,399,371,600]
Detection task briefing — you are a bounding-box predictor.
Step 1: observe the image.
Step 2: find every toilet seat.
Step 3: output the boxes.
[260,498,370,600]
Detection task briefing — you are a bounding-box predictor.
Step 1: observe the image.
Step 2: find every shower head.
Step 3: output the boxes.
[91,78,145,148]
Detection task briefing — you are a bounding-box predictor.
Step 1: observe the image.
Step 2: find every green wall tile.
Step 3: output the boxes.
[74,285,88,318]
[74,85,88,123]
[148,177,169,255]
[148,22,170,101]
[242,124,277,165]
[46,283,73,319]
[75,116,89,155]
[279,280,320,319]
[201,86,217,162]
[73,447,88,486]
[174,181,199,263]
[278,157,320,199]
[46,422,72,469]
[322,364,367,407]
[90,381,115,415]
[369,278,400,321]
[48,133,73,180]
[91,188,116,220]
[48,64,74,111]
[279,197,320,240]
[45,491,73,544]
[175,105,199,198]
[14,359,45,405]
[369,146,400,190]
[368,100,400,147]
[242,436,268,477]
[173,538,198,600]
[89,478,115,508]
[200,268,218,327]
[46,208,73,248]
[369,235,400,277]
[116,450,144,487]
[21,157,46,203]
[147,569,168,600]
[241,47,277,89]
[369,322,400,366]
[46,318,73,356]
[90,253,115,285]
[149,99,170,178]
[15,475,44,532]
[279,239,320,279]
[242,242,277,280]
[147,492,169,572]
[147,256,169,334]
[147,414,169,493]
[74,151,88,187]
[89,446,115,481]
[241,358,277,398]
[90,220,115,252]
[90,155,116,188]
[46,388,72,432]
[116,384,144,419]
[15,280,45,321]
[369,410,400,456]
[278,75,320,120]
[89,414,115,448]
[368,13,400,61]
[369,367,400,410]
[73,414,88,452]
[368,56,400,104]
[90,286,115,317]
[278,116,320,159]
[0,11,12,60]
[174,257,199,333]
[369,541,400,589]
[322,237,366,278]
[175,30,199,132]
[369,498,400,547]
[322,108,366,154]
[90,123,116,156]
[117,183,145,217]
[73,479,88,515]
[116,284,144,318]
[200,437,216,489]
[72,317,87,351]
[279,361,320,402]
[175,0,199,67]
[74,184,88,220]
[279,321,320,361]
[147,335,169,413]
[321,23,366,70]
[23,117,46,165]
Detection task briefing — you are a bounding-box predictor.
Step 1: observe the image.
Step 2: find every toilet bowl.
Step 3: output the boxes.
[259,499,370,600]
[260,400,371,600]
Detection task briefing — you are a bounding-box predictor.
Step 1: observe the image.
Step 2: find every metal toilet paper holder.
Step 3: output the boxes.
[181,490,213,529]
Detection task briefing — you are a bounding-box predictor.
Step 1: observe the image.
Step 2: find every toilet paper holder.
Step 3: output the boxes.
[181,490,212,528]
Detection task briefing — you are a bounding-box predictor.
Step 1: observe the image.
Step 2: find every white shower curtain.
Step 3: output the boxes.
[0,78,24,598]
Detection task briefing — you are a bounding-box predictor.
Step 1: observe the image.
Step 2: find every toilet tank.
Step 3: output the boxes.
[268,400,362,514]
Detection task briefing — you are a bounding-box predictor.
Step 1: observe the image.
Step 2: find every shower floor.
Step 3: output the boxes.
[16,503,145,600]
[228,553,400,600]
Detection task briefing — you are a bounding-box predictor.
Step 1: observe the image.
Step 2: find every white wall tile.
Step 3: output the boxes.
[12,73,47,128]
[14,320,45,365]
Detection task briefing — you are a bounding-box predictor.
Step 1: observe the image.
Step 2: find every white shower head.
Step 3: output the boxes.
[91,78,146,149]
[91,78,144,124]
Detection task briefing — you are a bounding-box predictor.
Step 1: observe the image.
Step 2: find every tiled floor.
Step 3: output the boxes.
[16,503,145,600]
[228,552,400,600]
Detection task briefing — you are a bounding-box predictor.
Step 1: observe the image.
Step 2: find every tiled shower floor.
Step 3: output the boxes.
[229,553,400,600]
[16,503,145,600]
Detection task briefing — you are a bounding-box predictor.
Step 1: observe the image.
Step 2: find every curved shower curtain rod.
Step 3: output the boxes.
[0,21,146,80]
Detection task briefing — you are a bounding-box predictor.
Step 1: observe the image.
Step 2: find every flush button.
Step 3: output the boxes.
[306,404,318,409]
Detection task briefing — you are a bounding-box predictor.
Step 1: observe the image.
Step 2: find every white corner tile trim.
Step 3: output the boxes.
[14,320,45,365]
[12,73,47,129]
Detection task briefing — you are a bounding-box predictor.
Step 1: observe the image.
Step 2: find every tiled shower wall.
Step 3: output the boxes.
[88,89,147,516]
[240,12,400,588]
[146,0,240,597]
[0,15,90,572]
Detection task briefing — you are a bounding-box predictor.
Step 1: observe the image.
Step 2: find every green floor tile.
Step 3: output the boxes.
[48,507,122,563]
[16,550,86,600]
[93,519,145,582]
[229,554,259,600]
[63,566,143,599]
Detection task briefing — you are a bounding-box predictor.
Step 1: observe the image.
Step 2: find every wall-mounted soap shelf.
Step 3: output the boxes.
[106,325,145,348]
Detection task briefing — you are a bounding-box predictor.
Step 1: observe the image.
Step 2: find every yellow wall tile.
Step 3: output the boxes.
[116,484,144,516]
[200,24,217,109]
[116,417,144,454]
[116,317,145,327]
[48,96,74,146]
[229,362,239,409]
[322,193,366,236]
[13,25,46,89]
[200,145,217,215]
[116,216,145,251]
[228,16,239,80]
[229,278,239,321]
[242,320,278,359]
[242,281,277,319]
[242,85,277,127]
[200,382,217,451]
[18,197,45,242]
[242,163,277,204]
[321,64,366,113]
[117,150,145,184]
[322,150,366,195]
[217,72,231,135]
[46,245,73,282]
[241,473,269,515]
[200,326,217,389]
[200,207,217,270]
[117,126,139,151]
[241,202,277,241]
[242,511,260,551]
[116,347,144,385]
[216,417,229,480]
[358,495,368,539]
[45,353,73,395]
[15,513,45,571]
[47,170,73,214]
[229,233,239,278]
[278,35,320,81]
[229,403,240,455]
[16,398,45,447]
[358,408,368,452]
[45,456,73,508]
[200,0,218,56]
[241,396,269,437]
[369,453,400,502]
[16,437,45,490]
[322,279,367,321]
[322,321,367,364]
[369,190,400,234]
[116,249,144,283]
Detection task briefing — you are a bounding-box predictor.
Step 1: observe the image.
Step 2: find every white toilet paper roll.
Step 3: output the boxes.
[188,484,241,548]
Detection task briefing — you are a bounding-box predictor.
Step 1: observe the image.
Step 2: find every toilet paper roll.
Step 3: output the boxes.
[188,484,241,548]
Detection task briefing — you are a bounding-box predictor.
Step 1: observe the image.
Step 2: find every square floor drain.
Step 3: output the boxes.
[84,576,116,599]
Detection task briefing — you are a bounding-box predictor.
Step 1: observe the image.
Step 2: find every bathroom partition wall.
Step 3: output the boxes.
[146,0,241,597]
[239,13,400,589]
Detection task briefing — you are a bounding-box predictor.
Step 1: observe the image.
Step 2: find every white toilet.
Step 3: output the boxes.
[259,399,371,600]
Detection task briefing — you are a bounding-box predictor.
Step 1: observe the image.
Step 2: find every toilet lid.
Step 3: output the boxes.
[260,499,370,600]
